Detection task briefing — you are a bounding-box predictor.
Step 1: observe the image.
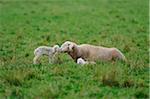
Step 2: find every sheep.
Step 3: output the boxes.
[60,41,126,63]
[33,45,60,64]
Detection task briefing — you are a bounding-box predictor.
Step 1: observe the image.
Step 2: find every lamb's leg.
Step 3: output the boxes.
[88,61,96,64]
[33,55,41,64]
[49,54,55,64]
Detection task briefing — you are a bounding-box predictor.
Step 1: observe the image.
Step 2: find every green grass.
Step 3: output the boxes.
[0,0,149,98]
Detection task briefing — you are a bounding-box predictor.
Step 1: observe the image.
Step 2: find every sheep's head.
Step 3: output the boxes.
[60,41,76,53]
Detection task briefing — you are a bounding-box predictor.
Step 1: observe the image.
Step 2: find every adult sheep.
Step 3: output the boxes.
[60,41,126,63]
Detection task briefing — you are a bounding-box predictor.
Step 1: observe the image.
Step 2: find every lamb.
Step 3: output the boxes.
[60,41,126,63]
[33,45,60,64]
[77,58,96,65]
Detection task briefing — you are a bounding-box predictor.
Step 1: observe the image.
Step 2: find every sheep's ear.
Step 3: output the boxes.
[69,44,74,52]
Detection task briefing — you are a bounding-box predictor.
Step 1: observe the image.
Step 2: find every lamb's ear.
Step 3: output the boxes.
[53,45,59,52]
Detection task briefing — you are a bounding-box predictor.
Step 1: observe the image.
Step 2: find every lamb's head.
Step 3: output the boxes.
[60,41,77,53]
[77,58,87,65]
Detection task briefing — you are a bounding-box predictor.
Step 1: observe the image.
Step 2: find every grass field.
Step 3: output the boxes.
[0,0,149,98]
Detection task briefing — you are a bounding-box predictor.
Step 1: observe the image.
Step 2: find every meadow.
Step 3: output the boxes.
[0,0,149,98]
